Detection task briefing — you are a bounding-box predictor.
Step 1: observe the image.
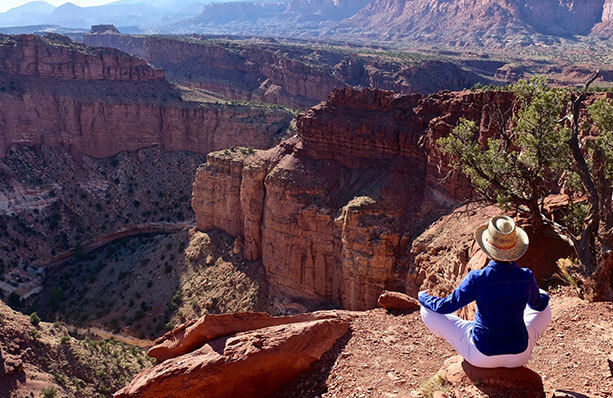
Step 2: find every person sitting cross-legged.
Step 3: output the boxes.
[418,215,551,368]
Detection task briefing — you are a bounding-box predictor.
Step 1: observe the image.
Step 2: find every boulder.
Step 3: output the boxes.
[608,352,613,377]
[116,318,350,398]
[0,352,23,376]
[436,355,545,398]
[377,291,420,312]
[148,310,354,362]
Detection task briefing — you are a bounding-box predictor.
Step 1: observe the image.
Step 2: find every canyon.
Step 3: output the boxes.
[0,24,612,398]
[192,87,609,311]
[0,33,292,329]
[0,34,293,159]
[83,27,489,109]
[82,28,613,111]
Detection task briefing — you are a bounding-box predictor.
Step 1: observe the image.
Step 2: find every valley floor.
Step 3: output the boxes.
[276,293,613,397]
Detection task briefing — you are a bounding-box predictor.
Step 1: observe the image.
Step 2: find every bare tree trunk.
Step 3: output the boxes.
[567,73,600,274]
[583,148,613,301]
[563,71,613,301]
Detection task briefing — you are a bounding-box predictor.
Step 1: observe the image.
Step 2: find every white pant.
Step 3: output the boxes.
[420,302,551,368]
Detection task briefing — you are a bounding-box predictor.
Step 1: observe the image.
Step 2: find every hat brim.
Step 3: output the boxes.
[474,224,529,262]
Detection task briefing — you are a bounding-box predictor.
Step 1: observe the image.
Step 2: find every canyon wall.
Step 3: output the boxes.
[193,87,612,311]
[83,30,487,109]
[591,0,613,36]
[193,88,516,310]
[0,34,294,159]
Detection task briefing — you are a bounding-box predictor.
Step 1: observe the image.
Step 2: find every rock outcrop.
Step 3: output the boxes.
[148,310,355,362]
[343,0,612,46]
[0,34,294,158]
[192,87,610,311]
[192,88,513,310]
[116,312,351,398]
[591,0,613,37]
[435,355,545,397]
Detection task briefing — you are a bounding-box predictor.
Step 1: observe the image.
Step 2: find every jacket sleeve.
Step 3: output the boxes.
[527,274,549,311]
[418,271,477,314]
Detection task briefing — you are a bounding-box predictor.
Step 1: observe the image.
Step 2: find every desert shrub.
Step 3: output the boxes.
[40,387,57,398]
[29,312,40,327]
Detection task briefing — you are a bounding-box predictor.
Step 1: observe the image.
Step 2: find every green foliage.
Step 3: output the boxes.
[29,329,41,340]
[40,387,57,398]
[7,292,21,309]
[29,312,41,327]
[588,99,613,181]
[49,286,64,311]
[419,373,449,398]
[439,77,613,233]
[439,78,571,210]
[73,243,84,260]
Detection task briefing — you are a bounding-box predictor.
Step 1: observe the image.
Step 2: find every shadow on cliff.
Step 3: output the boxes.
[270,328,353,397]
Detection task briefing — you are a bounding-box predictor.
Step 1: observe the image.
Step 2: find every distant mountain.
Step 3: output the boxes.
[172,0,613,47]
[0,1,55,26]
[341,0,610,46]
[0,0,206,30]
[176,0,372,33]
[0,0,611,48]
[48,2,162,28]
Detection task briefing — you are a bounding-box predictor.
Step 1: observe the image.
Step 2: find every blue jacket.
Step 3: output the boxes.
[418,261,550,356]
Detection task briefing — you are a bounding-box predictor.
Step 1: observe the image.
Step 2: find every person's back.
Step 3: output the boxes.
[418,215,551,368]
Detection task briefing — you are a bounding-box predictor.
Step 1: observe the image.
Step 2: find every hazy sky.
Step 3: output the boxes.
[0,1,117,13]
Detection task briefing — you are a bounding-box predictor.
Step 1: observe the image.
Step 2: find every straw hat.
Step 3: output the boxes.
[475,215,529,262]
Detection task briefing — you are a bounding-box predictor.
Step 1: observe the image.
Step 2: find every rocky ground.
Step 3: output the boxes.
[0,146,206,301]
[28,228,268,339]
[275,292,613,397]
[0,299,153,398]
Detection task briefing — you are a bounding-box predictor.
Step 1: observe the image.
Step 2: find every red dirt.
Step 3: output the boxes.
[275,293,613,397]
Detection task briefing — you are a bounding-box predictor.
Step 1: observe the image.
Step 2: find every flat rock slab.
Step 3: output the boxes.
[117,318,350,398]
[148,310,355,362]
[437,355,545,398]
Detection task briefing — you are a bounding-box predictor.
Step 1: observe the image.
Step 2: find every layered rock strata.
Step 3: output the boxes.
[0,34,294,158]
[116,311,352,398]
[193,88,511,310]
[193,87,611,311]
[83,30,487,109]
[148,310,355,362]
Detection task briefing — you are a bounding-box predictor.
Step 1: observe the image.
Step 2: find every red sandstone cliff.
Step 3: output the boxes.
[592,0,613,37]
[192,88,511,310]
[192,87,611,311]
[0,34,294,158]
[83,31,487,109]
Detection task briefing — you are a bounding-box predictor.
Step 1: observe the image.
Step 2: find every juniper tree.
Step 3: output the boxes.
[438,75,613,301]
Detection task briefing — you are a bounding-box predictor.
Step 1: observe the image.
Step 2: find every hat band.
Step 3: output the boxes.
[486,238,517,250]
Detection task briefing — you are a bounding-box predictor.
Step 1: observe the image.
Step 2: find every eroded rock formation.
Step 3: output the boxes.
[116,311,351,398]
[435,355,545,397]
[83,30,488,109]
[193,87,610,311]
[148,310,355,362]
[192,88,514,310]
[0,34,294,158]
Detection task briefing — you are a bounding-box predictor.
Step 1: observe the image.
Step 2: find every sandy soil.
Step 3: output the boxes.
[276,293,613,397]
